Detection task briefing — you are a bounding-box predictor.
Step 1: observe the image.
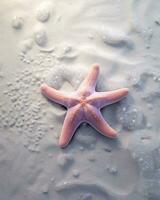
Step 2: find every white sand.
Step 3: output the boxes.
[0,0,160,199]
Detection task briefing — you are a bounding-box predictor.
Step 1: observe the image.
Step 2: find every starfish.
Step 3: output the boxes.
[41,64,129,148]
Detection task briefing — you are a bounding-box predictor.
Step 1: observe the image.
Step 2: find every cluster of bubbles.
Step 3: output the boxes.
[1,38,83,154]
[12,2,51,28]
[132,71,160,107]
[106,164,118,175]
[11,2,52,48]
[116,105,146,131]
[117,69,160,132]
[1,67,50,152]
[77,193,93,200]
[131,141,160,199]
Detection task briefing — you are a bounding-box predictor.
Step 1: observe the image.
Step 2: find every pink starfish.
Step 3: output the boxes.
[41,64,129,148]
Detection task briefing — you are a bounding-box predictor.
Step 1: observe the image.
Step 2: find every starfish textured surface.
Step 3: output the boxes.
[41,64,129,148]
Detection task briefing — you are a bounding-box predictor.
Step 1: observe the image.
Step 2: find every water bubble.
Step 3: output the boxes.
[108,166,118,175]
[36,4,51,22]
[63,46,72,54]
[12,16,24,29]
[34,29,47,47]
[88,34,94,40]
[51,177,55,182]
[72,169,80,177]
[79,146,84,151]
[57,154,73,168]
[20,39,33,54]
[42,184,49,194]
[88,154,95,162]
[82,193,93,200]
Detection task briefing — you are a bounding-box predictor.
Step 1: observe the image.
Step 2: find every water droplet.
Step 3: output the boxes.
[147,123,152,129]
[51,177,55,182]
[36,4,51,23]
[139,157,143,163]
[42,184,49,194]
[88,154,95,162]
[64,46,72,53]
[79,146,84,151]
[34,29,47,47]
[72,169,80,177]
[108,166,118,175]
[153,76,157,81]
[12,16,23,29]
[57,154,73,168]
[88,34,94,40]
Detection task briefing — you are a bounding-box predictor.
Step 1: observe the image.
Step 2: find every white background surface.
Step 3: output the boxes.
[0,0,160,199]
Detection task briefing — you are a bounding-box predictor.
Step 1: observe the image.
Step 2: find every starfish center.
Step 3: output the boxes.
[79,96,88,107]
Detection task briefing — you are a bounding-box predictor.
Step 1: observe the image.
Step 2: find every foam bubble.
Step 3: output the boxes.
[72,169,80,177]
[57,154,73,168]
[36,3,51,22]
[116,106,146,130]
[102,28,132,48]
[34,29,47,47]
[12,16,24,29]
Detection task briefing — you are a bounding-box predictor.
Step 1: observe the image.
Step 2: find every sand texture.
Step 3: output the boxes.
[0,0,160,199]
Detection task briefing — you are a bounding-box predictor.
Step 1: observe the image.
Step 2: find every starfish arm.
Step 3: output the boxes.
[59,105,82,148]
[41,83,77,107]
[77,64,99,95]
[88,88,129,108]
[85,105,118,138]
